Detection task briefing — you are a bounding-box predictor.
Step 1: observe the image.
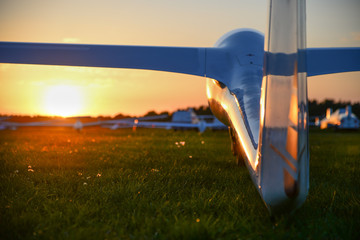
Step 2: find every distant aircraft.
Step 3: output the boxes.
[172,109,200,124]
[0,117,10,130]
[100,114,168,130]
[124,109,227,132]
[0,118,55,130]
[132,119,207,133]
[48,117,102,131]
[1,0,359,214]
[0,116,101,131]
[319,106,359,130]
[44,114,168,131]
[103,109,207,132]
[0,115,169,131]
[205,118,228,131]
[0,117,10,121]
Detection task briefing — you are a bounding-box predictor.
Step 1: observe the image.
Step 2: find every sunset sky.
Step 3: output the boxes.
[0,0,359,117]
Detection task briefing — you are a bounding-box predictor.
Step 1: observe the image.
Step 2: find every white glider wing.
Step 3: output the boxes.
[0,42,206,78]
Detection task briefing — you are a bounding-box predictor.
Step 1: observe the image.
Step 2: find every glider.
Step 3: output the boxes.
[117,109,206,132]
[0,118,54,130]
[0,115,168,131]
[1,0,359,214]
[319,106,359,130]
[118,109,226,132]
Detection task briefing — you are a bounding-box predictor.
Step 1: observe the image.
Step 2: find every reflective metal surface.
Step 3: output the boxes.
[207,0,309,214]
[206,29,264,147]
[259,0,309,214]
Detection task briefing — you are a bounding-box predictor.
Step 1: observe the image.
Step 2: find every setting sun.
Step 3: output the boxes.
[43,85,84,117]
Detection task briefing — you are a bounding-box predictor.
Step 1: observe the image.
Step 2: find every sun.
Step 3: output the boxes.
[43,85,84,117]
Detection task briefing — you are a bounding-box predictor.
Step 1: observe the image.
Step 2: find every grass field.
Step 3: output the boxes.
[0,127,359,239]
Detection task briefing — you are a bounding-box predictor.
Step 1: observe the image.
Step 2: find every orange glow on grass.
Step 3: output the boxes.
[43,85,84,117]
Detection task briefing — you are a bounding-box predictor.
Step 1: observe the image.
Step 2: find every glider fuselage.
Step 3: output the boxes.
[206,29,264,168]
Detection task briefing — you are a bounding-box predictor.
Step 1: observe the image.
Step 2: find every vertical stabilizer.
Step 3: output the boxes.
[258,0,309,214]
[346,105,352,117]
[326,108,333,119]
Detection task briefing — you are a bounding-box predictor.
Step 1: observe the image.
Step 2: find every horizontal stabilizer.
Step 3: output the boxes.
[0,42,206,77]
[307,48,360,76]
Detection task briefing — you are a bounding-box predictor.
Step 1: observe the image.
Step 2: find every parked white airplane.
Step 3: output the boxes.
[0,116,101,131]
[0,117,10,130]
[0,117,10,121]
[103,109,206,131]
[100,114,168,130]
[1,0,359,214]
[132,119,207,133]
[126,109,227,132]
[49,118,102,131]
[0,115,168,131]
[206,118,228,131]
[319,106,359,130]
[172,109,199,124]
[0,119,56,130]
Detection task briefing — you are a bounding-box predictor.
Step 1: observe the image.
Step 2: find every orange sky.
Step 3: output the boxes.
[0,0,359,117]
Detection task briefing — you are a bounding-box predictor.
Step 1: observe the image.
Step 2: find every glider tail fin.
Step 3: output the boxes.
[258,0,309,214]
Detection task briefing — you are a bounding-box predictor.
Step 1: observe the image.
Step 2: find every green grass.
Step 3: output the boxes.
[0,128,359,239]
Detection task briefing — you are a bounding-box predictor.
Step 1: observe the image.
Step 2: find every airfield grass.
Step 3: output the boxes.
[0,128,359,239]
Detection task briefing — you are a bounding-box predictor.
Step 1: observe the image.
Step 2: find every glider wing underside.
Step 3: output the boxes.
[0,42,206,78]
[307,48,360,76]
